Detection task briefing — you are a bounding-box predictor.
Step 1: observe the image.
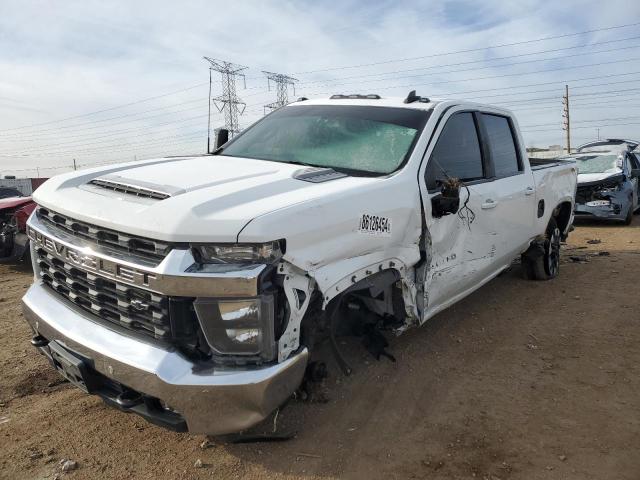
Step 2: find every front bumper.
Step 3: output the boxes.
[22,282,308,435]
[574,202,628,221]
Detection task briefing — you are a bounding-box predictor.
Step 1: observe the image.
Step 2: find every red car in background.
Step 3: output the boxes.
[0,195,36,263]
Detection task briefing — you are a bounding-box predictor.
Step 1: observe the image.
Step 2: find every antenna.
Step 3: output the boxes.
[203,57,248,137]
[262,71,298,113]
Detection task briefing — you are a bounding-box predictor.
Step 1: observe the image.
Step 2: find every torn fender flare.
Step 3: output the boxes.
[315,257,412,308]
[276,262,315,362]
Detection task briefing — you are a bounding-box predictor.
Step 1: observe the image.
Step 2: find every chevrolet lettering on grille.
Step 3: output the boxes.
[28,227,158,289]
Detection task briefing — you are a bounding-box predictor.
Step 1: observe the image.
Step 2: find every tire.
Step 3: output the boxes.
[522,218,561,281]
[623,205,633,225]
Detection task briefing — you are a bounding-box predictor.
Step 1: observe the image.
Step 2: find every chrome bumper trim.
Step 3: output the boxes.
[27,213,265,297]
[22,283,308,435]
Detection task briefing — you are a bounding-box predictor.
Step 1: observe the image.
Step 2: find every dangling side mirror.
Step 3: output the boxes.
[431,178,461,217]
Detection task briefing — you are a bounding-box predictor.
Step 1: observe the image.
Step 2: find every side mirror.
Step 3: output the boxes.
[631,168,640,178]
[431,178,461,217]
[215,129,230,149]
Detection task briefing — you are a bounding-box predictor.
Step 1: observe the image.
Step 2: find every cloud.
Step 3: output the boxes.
[1,0,639,175]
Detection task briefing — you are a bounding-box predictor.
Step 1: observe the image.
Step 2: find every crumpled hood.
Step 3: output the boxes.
[577,171,623,185]
[32,155,369,242]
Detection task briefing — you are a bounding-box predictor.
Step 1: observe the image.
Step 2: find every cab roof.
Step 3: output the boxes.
[288,95,440,110]
[287,93,513,116]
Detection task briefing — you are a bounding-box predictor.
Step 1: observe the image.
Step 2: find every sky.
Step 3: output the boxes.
[1,0,640,177]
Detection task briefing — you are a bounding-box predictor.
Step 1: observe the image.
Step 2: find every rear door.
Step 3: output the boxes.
[419,109,503,318]
[477,112,537,260]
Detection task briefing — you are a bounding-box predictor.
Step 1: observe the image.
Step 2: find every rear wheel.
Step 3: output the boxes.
[522,218,561,281]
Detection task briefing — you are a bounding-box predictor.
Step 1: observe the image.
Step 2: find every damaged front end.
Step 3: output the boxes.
[0,198,35,262]
[574,174,633,221]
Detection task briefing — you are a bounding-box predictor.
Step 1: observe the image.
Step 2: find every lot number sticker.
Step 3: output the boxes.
[358,214,392,236]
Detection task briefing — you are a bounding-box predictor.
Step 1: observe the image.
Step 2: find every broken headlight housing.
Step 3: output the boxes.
[192,241,283,265]
[193,296,276,362]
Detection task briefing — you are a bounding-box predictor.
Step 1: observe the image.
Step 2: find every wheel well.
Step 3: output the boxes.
[553,201,572,235]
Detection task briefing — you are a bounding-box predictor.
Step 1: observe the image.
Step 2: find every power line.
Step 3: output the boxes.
[0,82,208,133]
[294,44,640,92]
[522,121,640,134]
[522,114,640,129]
[0,99,209,139]
[290,21,640,75]
[5,130,207,158]
[0,112,212,146]
[293,35,640,87]
[289,56,640,102]
[5,116,212,153]
[492,87,640,107]
[447,78,640,102]
[1,145,207,174]
[0,105,271,156]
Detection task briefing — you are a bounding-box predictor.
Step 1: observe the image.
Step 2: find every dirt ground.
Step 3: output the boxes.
[1,216,639,480]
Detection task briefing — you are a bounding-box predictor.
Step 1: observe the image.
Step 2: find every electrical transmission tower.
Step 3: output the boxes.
[562,84,571,153]
[262,71,298,113]
[204,57,248,142]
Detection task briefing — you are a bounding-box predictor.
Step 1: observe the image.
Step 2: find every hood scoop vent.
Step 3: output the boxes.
[88,175,186,200]
[293,167,348,183]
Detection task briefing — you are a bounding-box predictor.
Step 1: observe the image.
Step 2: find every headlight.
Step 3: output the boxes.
[192,241,283,265]
[193,296,276,361]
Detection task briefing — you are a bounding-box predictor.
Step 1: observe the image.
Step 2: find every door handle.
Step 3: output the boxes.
[525,186,535,196]
[481,199,498,209]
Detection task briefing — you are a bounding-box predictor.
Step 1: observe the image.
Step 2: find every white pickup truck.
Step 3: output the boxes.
[22,92,577,435]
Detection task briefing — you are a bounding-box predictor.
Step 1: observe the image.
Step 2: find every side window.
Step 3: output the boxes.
[630,153,640,170]
[482,114,521,177]
[426,112,484,190]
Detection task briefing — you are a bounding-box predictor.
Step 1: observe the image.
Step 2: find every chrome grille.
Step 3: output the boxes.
[36,247,171,339]
[37,207,173,262]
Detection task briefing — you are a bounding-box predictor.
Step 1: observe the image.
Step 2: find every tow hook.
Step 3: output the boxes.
[30,335,49,348]
[116,389,143,408]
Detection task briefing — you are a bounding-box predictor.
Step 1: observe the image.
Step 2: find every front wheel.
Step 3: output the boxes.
[623,204,633,225]
[522,218,561,281]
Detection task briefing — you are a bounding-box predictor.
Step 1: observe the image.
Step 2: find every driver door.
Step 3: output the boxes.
[418,110,499,320]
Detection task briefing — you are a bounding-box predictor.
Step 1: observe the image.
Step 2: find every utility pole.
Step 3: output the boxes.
[73,158,77,170]
[597,128,600,140]
[203,57,248,138]
[562,85,571,154]
[207,67,212,153]
[262,71,298,113]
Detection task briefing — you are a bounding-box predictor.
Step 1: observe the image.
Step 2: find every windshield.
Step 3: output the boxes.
[220,105,430,174]
[567,154,621,174]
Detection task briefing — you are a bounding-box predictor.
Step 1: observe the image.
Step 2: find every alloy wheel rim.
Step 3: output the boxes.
[548,227,560,276]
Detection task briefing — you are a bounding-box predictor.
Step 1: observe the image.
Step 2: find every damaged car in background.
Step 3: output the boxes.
[567,149,640,224]
[21,92,577,436]
[0,194,36,263]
